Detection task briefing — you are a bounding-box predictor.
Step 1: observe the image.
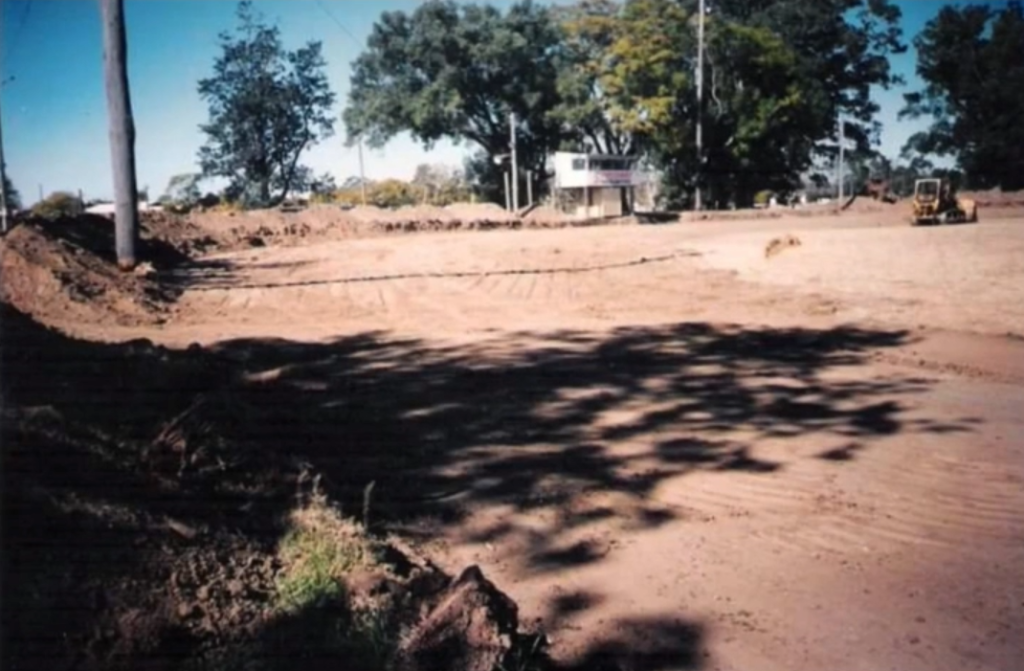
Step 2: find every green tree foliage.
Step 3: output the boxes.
[710,0,905,150]
[344,0,904,208]
[613,0,904,206]
[548,0,905,207]
[2,170,21,211]
[161,173,202,209]
[550,0,642,155]
[31,191,84,221]
[901,2,1024,190]
[344,1,565,194]
[309,173,337,196]
[197,1,336,209]
[412,163,473,205]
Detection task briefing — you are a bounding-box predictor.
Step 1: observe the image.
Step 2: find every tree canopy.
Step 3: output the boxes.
[344,0,908,207]
[901,1,1024,190]
[197,1,336,208]
[597,0,905,206]
[345,1,564,177]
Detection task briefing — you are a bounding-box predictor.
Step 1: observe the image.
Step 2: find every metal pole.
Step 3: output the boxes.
[503,170,512,212]
[509,112,519,211]
[527,170,533,206]
[357,136,367,206]
[695,0,705,212]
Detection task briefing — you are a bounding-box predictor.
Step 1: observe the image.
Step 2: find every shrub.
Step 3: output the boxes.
[31,191,84,220]
[753,190,774,207]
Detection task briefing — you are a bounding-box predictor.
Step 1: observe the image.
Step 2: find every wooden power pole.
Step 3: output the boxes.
[0,76,13,233]
[99,0,139,269]
[0,92,10,234]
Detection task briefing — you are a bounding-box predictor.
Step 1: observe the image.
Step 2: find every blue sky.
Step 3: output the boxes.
[1,0,956,204]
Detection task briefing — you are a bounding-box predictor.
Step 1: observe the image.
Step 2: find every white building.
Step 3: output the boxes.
[85,201,163,216]
[551,152,642,218]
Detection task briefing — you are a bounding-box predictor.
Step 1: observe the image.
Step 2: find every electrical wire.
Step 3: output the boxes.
[315,0,361,47]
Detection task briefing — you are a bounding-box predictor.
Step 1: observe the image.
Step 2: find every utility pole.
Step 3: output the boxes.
[837,118,845,204]
[99,0,139,270]
[695,0,705,213]
[0,77,11,234]
[357,136,367,206]
[509,111,519,212]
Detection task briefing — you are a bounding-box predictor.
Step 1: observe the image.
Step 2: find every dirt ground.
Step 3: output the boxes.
[4,202,1024,670]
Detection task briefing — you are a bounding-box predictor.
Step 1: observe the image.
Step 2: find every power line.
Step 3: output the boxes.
[2,0,33,66]
[315,0,361,47]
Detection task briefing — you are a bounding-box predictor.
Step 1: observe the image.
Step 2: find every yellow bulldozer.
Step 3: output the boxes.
[911,177,977,226]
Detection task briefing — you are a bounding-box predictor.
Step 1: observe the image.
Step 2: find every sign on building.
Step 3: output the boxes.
[552,152,641,218]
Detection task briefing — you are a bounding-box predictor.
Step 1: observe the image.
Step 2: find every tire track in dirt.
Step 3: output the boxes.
[631,423,1024,558]
[843,459,1024,547]
[762,442,1024,556]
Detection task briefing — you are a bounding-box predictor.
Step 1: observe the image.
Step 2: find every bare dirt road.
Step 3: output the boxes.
[18,208,1024,670]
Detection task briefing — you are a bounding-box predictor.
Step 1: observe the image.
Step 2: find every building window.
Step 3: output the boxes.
[572,158,586,171]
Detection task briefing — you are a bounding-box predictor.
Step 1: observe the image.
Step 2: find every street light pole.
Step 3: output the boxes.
[695,0,705,213]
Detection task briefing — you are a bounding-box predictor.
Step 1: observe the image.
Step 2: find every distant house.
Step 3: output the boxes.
[85,201,163,216]
[85,202,116,216]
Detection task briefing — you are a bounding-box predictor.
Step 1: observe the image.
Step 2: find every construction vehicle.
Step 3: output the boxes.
[911,178,977,225]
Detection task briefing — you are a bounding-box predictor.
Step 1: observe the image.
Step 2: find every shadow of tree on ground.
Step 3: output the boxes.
[2,306,975,670]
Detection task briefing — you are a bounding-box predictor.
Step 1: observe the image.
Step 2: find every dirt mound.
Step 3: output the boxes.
[395,204,456,223]
[349,204,388,224]
[395,565,521,671]
[0,219,177,327]
[187,206,366,251]
[143,210,221,256]
[960,188,1024,208]
[147,201,648,250]
[1,305,546,671]
[843,196,901,213]
[446,202,518,224]
[296,203,362,231]
[524,205,571,226]
[765,234,802,259]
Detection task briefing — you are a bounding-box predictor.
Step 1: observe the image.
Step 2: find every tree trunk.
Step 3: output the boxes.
[99,0,138,269]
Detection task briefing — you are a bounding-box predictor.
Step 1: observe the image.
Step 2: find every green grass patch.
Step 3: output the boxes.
[274,496,375,613]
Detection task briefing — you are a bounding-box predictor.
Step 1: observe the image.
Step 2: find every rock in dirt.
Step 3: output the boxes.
[395,565,520,671]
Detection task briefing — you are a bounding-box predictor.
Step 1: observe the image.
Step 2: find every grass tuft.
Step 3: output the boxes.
[274,493,374,613]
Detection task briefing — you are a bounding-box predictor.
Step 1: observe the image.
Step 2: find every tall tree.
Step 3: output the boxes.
[162,173,202,207]
[551,0,904,207]
[99,0,139,269]
[197,1,336,208]
[344,0,566,199]
[694,0,904,205]
[901,2,1024,190]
